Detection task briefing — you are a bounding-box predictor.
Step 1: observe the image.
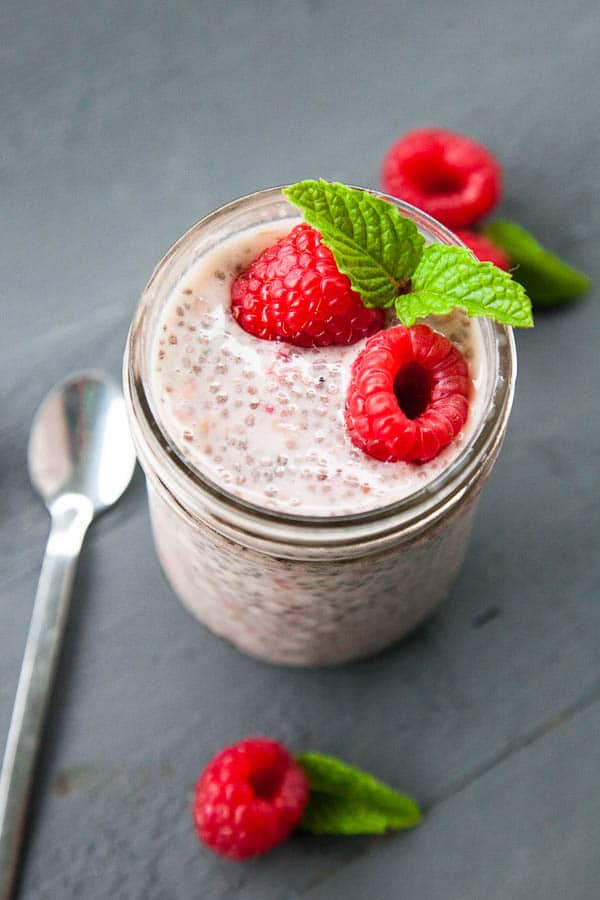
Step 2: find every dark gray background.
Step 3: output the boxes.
[1,1,599,897]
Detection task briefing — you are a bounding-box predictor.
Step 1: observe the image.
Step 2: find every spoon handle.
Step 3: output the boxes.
[0,501,93,900]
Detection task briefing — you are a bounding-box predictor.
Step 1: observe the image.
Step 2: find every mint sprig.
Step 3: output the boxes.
[403,243,534,328]
[297,751,422,835]
[483,219,590,308]
[284,180,533,328]
[283,180,424,308]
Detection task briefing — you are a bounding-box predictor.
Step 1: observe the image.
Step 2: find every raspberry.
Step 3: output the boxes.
[455,230,511,271]
[381,128,501,229]
[345,324,470,463]
[193,738,309,859]
[231,223,384,347]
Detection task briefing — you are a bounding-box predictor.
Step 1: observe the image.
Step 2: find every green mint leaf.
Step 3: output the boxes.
[283,180,424,308]
[483,220,590,308]
[402,243,534,328]
[297,751,422,835]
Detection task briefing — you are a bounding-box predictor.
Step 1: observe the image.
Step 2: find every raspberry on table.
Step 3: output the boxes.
[193,738,309,859]
[231,223,385,347]
[381,128,502,229]
[455,230,511,271]
[345,324,470,463]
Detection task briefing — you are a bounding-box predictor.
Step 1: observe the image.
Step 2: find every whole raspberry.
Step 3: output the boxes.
[193,738,309,860]
[345,324,470,463]
[455,230,511,271]
[231,223,385,347]
[381,128,501,229]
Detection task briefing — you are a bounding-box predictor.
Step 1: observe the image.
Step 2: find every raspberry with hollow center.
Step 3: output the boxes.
[193,738,309,859]
[231,223,385,347]
[381,128,502,229]
[345,324,470,463]
[455,230,511,271]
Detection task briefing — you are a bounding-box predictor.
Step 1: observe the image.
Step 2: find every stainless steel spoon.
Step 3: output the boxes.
[0,372,136,899]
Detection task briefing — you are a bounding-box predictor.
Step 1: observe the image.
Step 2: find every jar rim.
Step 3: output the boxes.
[124,186,516,547]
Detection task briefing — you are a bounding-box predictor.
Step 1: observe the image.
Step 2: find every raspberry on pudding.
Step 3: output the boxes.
[345,324,470,463]
[231,223,384,347]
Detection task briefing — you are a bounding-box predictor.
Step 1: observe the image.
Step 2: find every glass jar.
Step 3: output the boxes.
[123,187,516,666]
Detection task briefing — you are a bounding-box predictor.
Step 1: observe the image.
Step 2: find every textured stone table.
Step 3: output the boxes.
[1,1,599,897]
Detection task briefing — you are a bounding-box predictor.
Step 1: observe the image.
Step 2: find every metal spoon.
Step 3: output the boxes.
[0,372,136,899]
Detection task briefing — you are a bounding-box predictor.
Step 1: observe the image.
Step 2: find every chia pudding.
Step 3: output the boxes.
[124,187,516,665]
[153,222,487,516]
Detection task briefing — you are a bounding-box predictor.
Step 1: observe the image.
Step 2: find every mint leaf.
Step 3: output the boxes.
[483,220,590,308]
[283,180,424,308]
[284,181,534,328]
[402,243,534,328]
[297,752,422,835]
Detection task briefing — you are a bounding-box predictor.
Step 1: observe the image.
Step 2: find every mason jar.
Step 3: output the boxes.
[123,187,516,666]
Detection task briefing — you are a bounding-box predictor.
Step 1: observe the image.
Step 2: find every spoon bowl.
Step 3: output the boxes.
[28,371,136,514]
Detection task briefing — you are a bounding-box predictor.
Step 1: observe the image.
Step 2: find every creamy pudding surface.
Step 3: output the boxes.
[151,221,488,517]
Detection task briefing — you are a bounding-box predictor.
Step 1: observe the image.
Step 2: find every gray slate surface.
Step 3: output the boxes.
[1,1,599,898]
